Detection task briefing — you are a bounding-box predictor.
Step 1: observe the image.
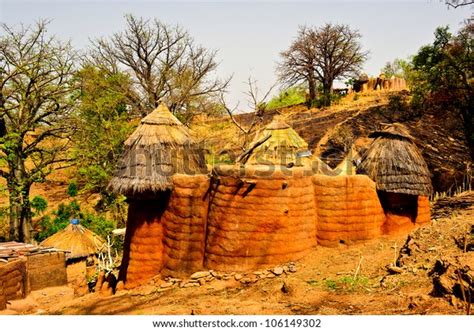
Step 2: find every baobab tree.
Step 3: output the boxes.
[0,21,76,242]
[89,14,230,120]
[278,24,368,107]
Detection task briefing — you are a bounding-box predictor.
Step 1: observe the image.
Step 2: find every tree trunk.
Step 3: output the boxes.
[8,181,32,243]
[322,80,333,107]
[308,77,317,102]
[7,154,33,243]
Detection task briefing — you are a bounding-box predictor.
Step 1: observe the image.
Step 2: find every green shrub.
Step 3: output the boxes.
[31,195,48,215]
[35,199,115,242]
[266,85,306,110]
[67,181,78,197]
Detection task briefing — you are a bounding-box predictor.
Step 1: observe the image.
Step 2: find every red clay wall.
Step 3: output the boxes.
[0,258,27,301]
[205,165,316,272]
[382,195,431,235]
[416,196,431,225]
[313,175,385,247]
[120,198,167,288]
[0,278,6,310]
[161,174,209,277]
[120,175,209,287]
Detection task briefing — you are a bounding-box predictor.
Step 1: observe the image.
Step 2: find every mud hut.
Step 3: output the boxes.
[108,103,208,287]
[40,219,105,284]
[241,117,311,167]
[357,123,432,234]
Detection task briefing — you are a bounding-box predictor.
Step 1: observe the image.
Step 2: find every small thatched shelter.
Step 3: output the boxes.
[109,103,208,287]
[40,219,105,284]
[241,117,311,166]
[108,103,208,197]
[357,123,432,234]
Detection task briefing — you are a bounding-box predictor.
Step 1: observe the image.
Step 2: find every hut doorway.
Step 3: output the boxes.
[378,191,419,234]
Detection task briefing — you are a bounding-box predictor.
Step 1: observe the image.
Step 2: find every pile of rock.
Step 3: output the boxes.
[155,262,298,290]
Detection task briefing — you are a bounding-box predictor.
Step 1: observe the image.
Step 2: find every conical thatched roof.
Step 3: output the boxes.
[357,123,432,196]
[108,103,207,196]
[40,221,105,260]
[242,117,310,166]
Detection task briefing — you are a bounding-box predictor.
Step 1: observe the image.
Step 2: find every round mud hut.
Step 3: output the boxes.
[40,219,105,285]
[357,123,432,234]
[108,103,209,287]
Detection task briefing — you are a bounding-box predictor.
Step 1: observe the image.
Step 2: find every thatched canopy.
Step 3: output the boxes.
[40,221,105,260]
[108,103,207,196]
[357,123,432,196]
[241,117,310,166]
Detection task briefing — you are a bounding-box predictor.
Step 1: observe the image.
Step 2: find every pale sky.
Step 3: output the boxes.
[0,0,471,109]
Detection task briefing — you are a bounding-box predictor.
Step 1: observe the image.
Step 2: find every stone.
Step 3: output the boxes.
[160,282,174,288]
[387,265,404,274]
[283,266,289,273]
[198,278,206,286]
[205,275,215,282]
[240,277,253,284]
[266,274,276,279]
[288,265,297,273]
[190,271,211,279]
[184,282,200,288]
[234,274,243,281]
[272,267,284,276]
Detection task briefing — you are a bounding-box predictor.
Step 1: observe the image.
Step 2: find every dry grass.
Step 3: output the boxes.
[108,104,208,196]
[40,223,105,260]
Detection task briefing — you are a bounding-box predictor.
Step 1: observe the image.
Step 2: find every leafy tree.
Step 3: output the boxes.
[72,66,135,208]
[411,23,473,157]
[89,14,230,121]
[0,21,76,242]
[381,58,413,81]
[278,23,368,107]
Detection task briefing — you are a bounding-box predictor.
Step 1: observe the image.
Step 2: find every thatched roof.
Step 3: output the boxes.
[108,103,207,196]
[40,221,105,260]
[242,117,310,166]
[357,123,432,196]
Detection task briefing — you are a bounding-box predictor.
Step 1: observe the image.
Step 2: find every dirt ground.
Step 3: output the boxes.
[2,192,472,315]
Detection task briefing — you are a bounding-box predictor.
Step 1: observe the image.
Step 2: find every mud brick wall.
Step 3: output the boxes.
[313,175,385,247]
[120,174,209,287]
[0,278,6,310]
[161,174,209,277]
[382,194,431,235]
[27,252,67,291]
[205,165,316,272]
[416,196,431,225]
[0,258,27,301]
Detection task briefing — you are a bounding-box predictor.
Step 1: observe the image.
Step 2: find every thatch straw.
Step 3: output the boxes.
[357,123,432,196]
[40,223,105,260]
[242,117,310,166]
[108,103,208,196]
